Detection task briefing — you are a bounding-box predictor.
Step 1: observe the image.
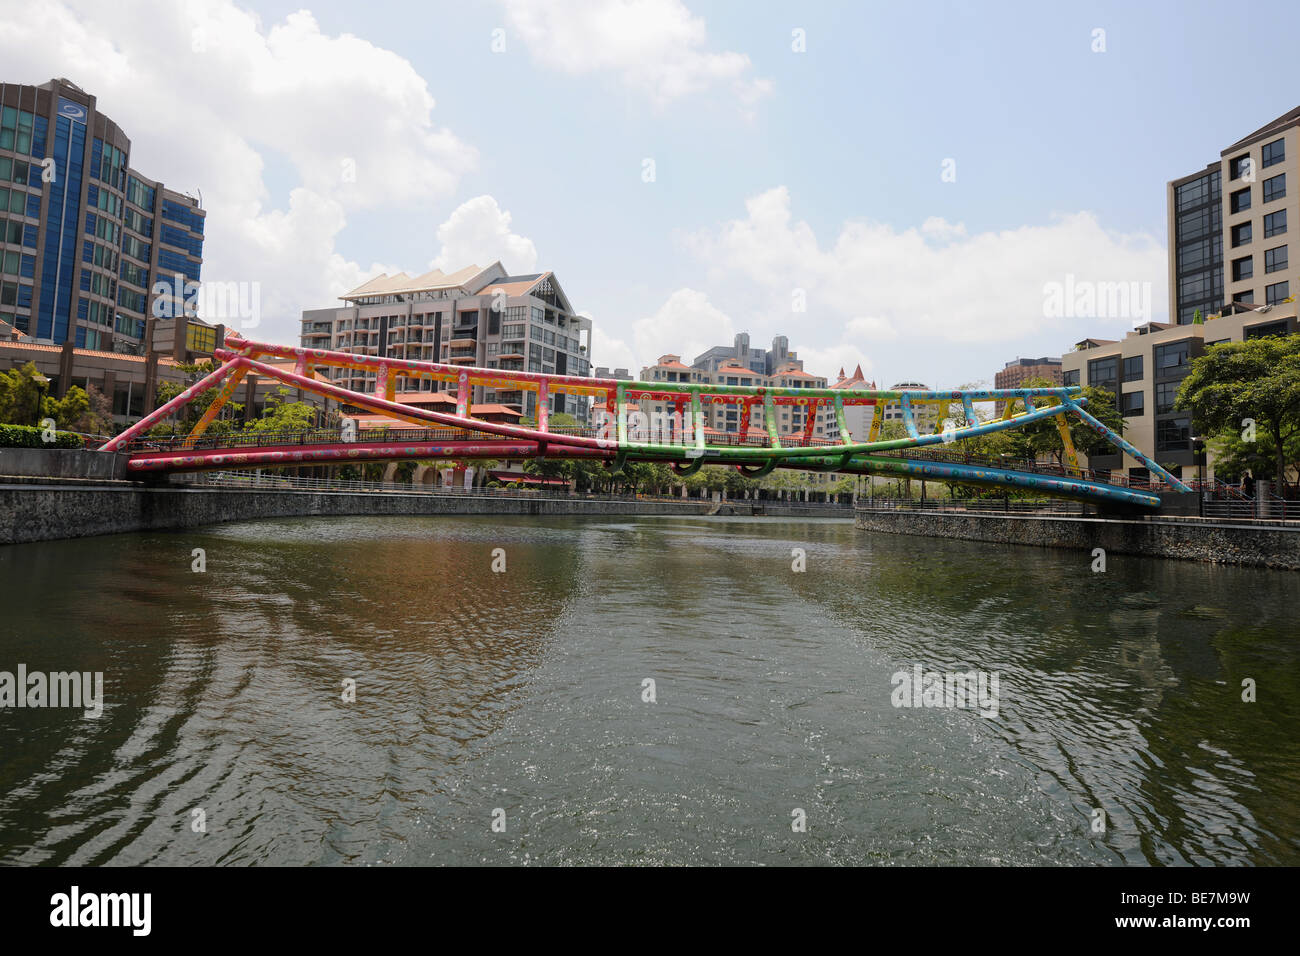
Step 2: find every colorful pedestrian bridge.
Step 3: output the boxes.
[100,336,1191,510]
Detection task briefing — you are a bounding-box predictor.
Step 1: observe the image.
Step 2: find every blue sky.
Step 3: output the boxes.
[7,0,1299,386]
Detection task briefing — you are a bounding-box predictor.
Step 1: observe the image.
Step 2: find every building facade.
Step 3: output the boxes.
[0,78,205,371]
[692,332,799,377]
[636,352,833,441]
[1059,106,1300,480]
[1061,313,1297,480]
[301,262,593,422]
[1168,106,1300,325]
[994,356,1062,415]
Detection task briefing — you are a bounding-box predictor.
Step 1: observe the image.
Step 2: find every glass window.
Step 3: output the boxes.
[1263,173,1286,203]
[1156,417,1191,453]
[1154,341,1190,374]
[1087,356,1117,386]
[1265,245,1288,273]
[1262,138,1285,168]
[1232,256,1253,281]
[1062,369,1080,387]
[1266,280,1290,305]
[1231,222,1252,247]
[1122,355,1143,382]
[1264,209,1287,238]
[1120,391,1144,416]
[1230,187,1251,213]
[1229,155,1253,180]
[1233,290,1255,304]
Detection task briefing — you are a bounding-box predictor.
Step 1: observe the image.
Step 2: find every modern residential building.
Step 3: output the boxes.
[301,262,594,422]
[1168,105,1300,324]
[994,356,1062,415]
[1062,312,1297,480]
[1058,106,1300,480]
[0,78,205,373]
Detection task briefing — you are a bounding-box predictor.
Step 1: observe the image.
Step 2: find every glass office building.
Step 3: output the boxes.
[0,78,204,355]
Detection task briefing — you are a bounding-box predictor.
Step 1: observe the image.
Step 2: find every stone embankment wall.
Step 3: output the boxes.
[855,508,1300,570]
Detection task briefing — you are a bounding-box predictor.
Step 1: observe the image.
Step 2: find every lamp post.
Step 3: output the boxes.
[31,372,49,427]
[1191,436,1206,491]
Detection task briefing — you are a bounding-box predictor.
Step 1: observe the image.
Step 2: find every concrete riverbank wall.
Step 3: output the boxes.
[0,477,727,545]
[855,507,1300,570]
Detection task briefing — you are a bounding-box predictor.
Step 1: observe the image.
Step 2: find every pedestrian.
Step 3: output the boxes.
[1244,473,1256,498]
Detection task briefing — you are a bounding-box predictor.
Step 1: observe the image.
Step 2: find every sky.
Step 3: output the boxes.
[2,0,1298,388]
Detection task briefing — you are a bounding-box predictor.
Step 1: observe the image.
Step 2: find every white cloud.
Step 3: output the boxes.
[685,186,1169,348]
[593,287,737,374]
[0,0,477,343]
[499,0,771,108]
[429,196,539,275]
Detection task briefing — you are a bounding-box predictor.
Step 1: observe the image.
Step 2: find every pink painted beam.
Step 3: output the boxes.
[101,358,251,451]
[228,355,617,451]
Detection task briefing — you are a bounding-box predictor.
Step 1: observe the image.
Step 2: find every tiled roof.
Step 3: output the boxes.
[341,263,497,300]
[0,341,182,366]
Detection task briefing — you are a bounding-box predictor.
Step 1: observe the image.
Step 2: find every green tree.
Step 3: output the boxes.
[1177,336,1300,488]
[1007,375,1126,467]
[0,362,49,426]
[244,387,315,433]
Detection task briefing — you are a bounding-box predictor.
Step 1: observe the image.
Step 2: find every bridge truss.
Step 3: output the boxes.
[101,335,1190,508]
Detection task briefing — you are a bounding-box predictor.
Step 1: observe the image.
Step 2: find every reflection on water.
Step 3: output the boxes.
[0,515,1296,865]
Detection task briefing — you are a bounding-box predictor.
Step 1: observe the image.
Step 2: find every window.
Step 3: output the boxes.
[1232,255,1253,281]
[1263,173,1286,203]
[1232,222,1252,247]
[1154,341,1191,375]
[1266,280,1290,305]
[1245,320,1289,339]
[1230,187,1251,213]
[1178,237,1219,271]
[1062,369,1080,387]
[1122,355,1143,382]
[1177,207,1216,241]
[1233,290,1255,304]
[1264,209,1287,238]
[1262,138,1285,168]
[1087,356,1117,388]
[1120,391,1144,416]
[1156,417,1191,453]
[1265,245,1288,273]
[1229,154,1253,180]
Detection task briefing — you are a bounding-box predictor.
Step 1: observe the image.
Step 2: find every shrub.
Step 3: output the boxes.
[0,423,85,449]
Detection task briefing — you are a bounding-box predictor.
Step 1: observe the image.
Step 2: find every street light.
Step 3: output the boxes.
[31,372,49,426]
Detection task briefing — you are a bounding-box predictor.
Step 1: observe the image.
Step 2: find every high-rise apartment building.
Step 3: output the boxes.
[0,78,205,371]
[301,262,594,422]
[1059,106,1300,481]
[1168,106,1300,324]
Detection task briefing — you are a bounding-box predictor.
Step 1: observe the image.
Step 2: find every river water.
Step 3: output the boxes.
[0,514,1296,866]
